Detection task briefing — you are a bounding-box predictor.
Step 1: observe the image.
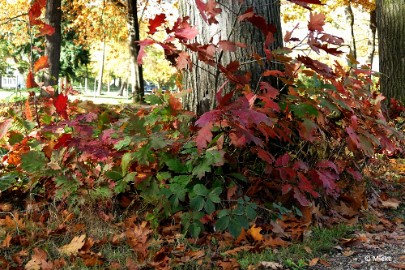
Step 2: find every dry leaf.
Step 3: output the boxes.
[309,257,319,266]
[25,248,49,270]
[388,263,405,269]
[235,228,247,244]
[58,234,86,256]
[257,261,283,269]
[342,249,355,256]
[2,233,12,248]
[248,225,264,241]
[380,198,401,209]
[263,236,289,248]
[304,246,312,254]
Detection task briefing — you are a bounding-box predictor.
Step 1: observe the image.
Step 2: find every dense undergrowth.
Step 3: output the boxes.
[0,0,405,268]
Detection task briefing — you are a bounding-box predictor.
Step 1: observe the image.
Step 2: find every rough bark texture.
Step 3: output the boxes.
[179,0,283,114]
[127,0,144,103]
[366,10,376,67]
[376,0,405,101]
[44,0,62,88]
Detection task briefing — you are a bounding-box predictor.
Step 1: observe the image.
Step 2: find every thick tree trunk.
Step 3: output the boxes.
[376,0,405,101]
[44,0,62,89]
[179,0,283,114]
[127,0,144,103]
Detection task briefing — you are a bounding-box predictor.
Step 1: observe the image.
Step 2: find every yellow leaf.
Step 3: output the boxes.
[247,224,264,241]
[58,234,86,256]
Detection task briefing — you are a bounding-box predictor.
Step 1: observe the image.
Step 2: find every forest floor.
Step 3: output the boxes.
[0,95,404,269]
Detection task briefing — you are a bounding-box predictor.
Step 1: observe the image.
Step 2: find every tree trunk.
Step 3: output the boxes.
[376,0,405,101]
[44,0,62,90]
[179,0,283,114]
[127,0,144,103]
[366,10,377,68]
[344,2,357,64]
[97,40,106,95]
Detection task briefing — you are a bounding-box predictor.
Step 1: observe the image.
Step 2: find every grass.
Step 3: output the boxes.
[237,224,356,270]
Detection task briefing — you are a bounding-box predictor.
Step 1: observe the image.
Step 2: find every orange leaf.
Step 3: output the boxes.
[308,12,325,32]
[247,224,264,241]
[34,56,49,72]
[25,99,33,121]
[26,71,38,89]
[38,23,55,36]
[1,234,12,248]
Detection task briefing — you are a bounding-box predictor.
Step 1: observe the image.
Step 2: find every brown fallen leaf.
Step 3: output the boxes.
[309,258,319,266]
[257,261,283,269]
[217,257,240,270]
[1,233,12,248]
[25,248,52,270]
[380,198,401,209]
[388,263,405,269]
[342,249,355,257]
[58,234,86,256]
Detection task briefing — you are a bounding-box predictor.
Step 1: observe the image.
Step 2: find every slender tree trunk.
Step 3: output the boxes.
[376,0,405,101]
[44,0,62,89]
[127,0,144,103]
[344,1,357,64]
[179,0,283,114]
[97,40,106,95]
[366,10,377,68]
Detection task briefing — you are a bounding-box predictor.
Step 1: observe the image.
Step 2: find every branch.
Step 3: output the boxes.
[0,13,28,26]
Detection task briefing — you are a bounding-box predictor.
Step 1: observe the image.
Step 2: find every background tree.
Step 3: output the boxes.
[44,0,62,87]
[376,0,405,101]
[179,0,283,114]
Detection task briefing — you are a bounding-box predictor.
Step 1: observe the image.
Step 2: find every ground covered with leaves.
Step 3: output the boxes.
[0,89,404,269]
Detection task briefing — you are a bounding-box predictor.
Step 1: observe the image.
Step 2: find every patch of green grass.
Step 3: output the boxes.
[237,224,355,270]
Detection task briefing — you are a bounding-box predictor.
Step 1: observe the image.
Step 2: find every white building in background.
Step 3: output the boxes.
[0,70,25,89]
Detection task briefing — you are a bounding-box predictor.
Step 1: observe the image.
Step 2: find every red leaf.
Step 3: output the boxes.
[275,153,290,167]
[297,55,336,78]
[53,94,68,120]
[173,17,199,41]
[288,0,323,10]
[297,172,319,197]
[346,126,361,149]
[196,122,213,151]
[239,8,276,36]
[282,184,292,195]
[38,23,55,36]
[28,1,42,25]
[196,0,222,25]
[218,40,238,52]
[26,71,38,89]
[137,39,155,65]
[148,14,166,35]
[176,51,191,70]
[54,134,72,150]
[262,70,284,77]
[293,187,310,206]
[308,12,325,32]
[347,167,362,181]
[298,118,317,142]
[34,56,49,72]
[316,160,339,174]
[0,119,12,140]
[316,170,339,197]
[169,95,182,112]
[255,148,275,164]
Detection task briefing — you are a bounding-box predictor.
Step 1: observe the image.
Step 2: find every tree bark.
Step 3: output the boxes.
[376,0,405,101]
[44,0,62,89]
[127,0,144,103]
[344,2,357,63]
[179,0,283,114]
[97,40,106,95]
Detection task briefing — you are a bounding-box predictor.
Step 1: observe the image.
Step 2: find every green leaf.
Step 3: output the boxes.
[150,134,169,149]
[192,161,211,179]
[145,94,164,105]
[171,175,192,186]
[21,151,47,172]
[0,173,19,191]
[193,184,209,196]
[204,199,216,214]
[228,173,247,183]
[228,219,242,238]
[114,172,136,193]
[215,216,230,231]
[114,136,131,150]
[234,215,250,229]
[165,158,188,173]
[208,187,222,203]
[246,205,257,220]
[157,171,171,181]
[105,170,122,181]
[133,143,154,165]
[217,209,229,218]
[190,195,205,211]
[290,103,318,119]
[189,222,203,238]
[121,152,133,175]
